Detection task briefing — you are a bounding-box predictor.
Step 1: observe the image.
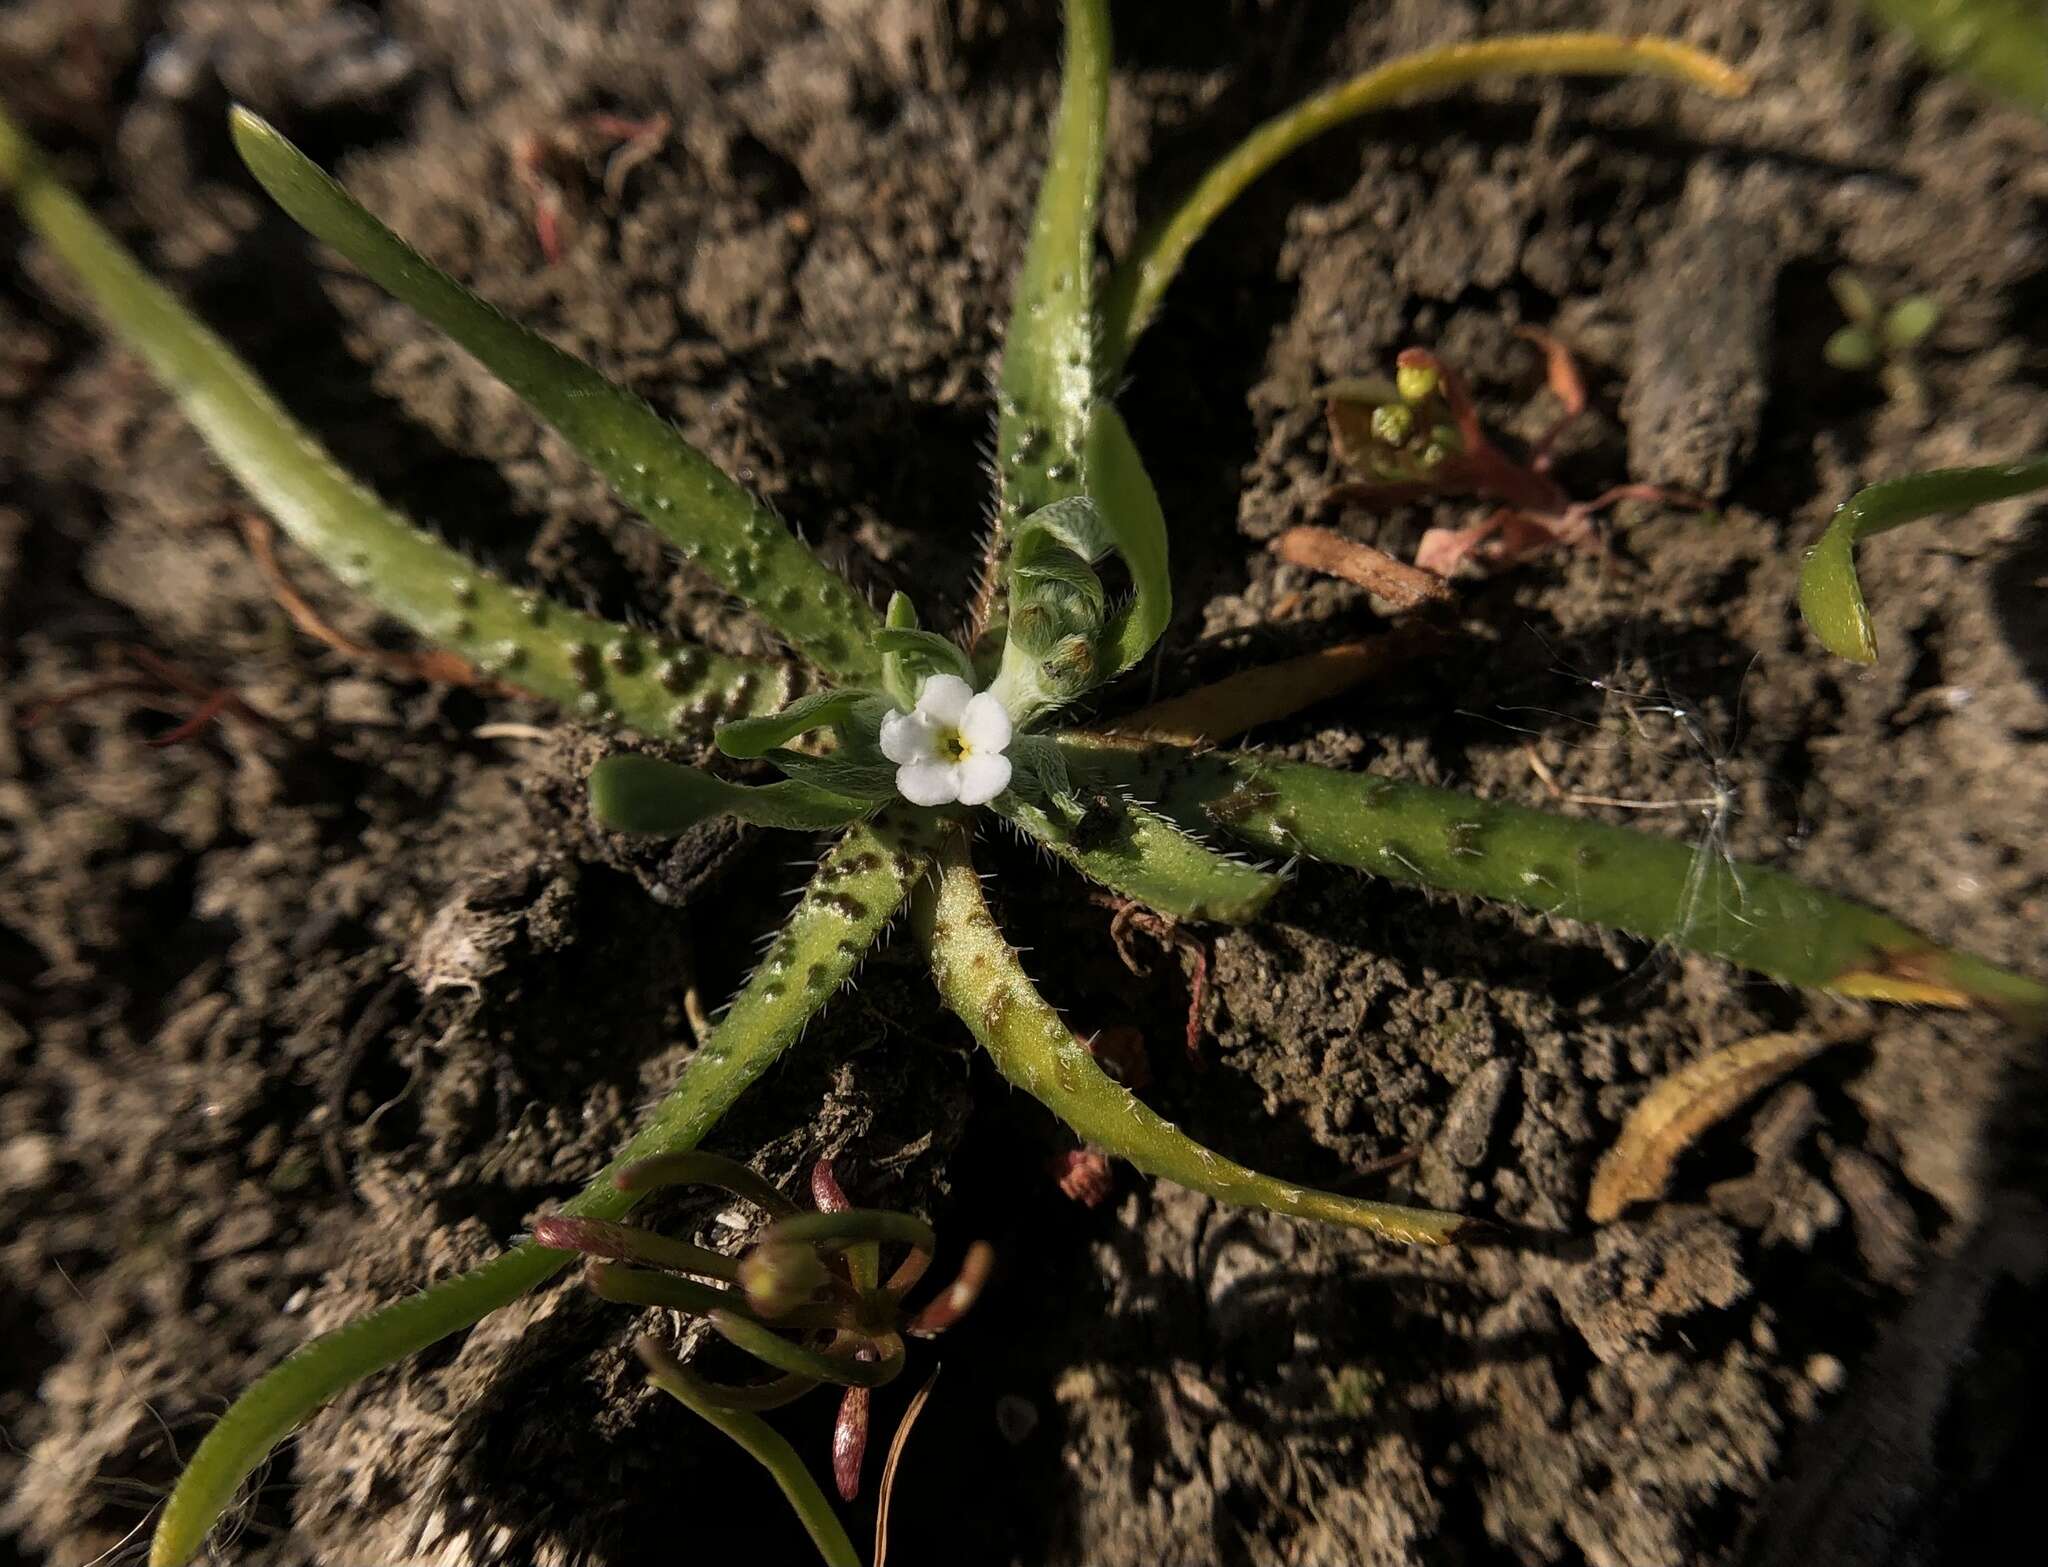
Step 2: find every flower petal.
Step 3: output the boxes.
[895,758,962,807]
[915,673,973,726]
[953,752,1012,806]
[958,692,1012,753]
[879,708,937,765]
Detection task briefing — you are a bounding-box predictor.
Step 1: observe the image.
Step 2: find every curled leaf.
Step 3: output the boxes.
[916,833,1471,1246]
[998,754,1284,925]
[1799,456,2048,662]
[1101,33,1749,369]
[1587,1032,1851,1224]
[716,689,867,758]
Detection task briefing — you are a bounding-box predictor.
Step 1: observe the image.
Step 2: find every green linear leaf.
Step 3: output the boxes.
[993,0,1110,544]
[1087,404,1172,672]
[590,754,868,832]
[916,833,1471,1245]
[228,107,882,683]
[1070,737,2047,1022]
[1800,456,2048,663]
[1099,33,1749,372]
[0,101,785,739]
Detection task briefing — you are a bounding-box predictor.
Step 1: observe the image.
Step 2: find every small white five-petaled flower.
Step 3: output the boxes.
[879,674,1013,807]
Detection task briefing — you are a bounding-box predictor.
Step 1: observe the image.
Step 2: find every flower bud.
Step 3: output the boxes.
[1395,362,1439,404]
[738,1239,830,1317]
[1369,401,1414,446]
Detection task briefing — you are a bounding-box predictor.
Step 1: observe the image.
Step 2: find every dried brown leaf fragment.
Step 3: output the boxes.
[1588,1031,1858,1224]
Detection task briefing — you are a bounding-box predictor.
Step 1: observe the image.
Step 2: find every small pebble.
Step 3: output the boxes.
[995,1394,1039,1444]
[1806,1352,1847,1394]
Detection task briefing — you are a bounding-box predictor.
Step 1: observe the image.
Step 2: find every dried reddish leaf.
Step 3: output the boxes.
[833,1384,870,1502]
[1050,1148,1115,1207]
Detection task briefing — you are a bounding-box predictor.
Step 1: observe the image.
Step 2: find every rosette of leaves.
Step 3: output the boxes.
[2,11,2038,1564]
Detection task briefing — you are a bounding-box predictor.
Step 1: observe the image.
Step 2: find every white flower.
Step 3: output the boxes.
[879,674,1013,807]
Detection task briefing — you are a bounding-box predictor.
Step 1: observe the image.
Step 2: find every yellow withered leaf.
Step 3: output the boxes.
[1588,1031,1855,1224]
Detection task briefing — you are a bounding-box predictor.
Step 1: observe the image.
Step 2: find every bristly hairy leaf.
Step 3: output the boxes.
[0,102,787,739]
[229,108,883,683]
[993,0,1109,540]
[917,831,1472,1245]
[997,745,1281,924]
[717,688,871,759]
[1075,738,2048,1023]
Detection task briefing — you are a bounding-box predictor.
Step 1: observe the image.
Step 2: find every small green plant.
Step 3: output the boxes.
[1319,330,1698,576]
[2,12,2039,1564]
[1824,268,1941,410]
[533,1152,990,1566]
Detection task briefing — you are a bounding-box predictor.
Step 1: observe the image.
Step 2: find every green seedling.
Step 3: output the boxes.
[533,1153,990,1564]
[1824,268,1941,410]
[1800,455,2048,662]
[1320,330,1699,576]
[2,13,2037,1565]
[1860,0,2048,116]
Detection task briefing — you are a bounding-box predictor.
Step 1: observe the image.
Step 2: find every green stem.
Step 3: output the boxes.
[1100,33,1749,371]
[0,101,787,739]
[684,1370,819,1412]
[916,831,1473,1245]
[636,1340,863,1567]
[613,1149,803,1214]
[764,1210,937,1257]
[227,108,881,684]
[527,1217,741,1280]
[711,1314,906,1389]
[149,821,933,1567]
[1799,455,2048,662]
[1073,738,2047,1023]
